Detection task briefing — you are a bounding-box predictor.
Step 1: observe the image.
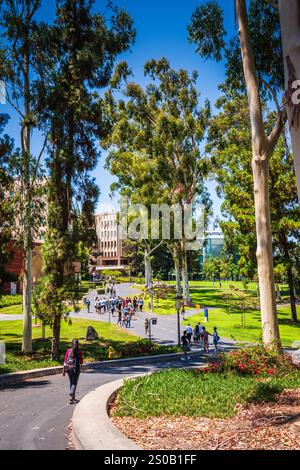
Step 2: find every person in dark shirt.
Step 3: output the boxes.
[181,331,190,361]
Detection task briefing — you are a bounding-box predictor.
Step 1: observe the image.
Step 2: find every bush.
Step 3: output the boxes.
[203,346,296,377]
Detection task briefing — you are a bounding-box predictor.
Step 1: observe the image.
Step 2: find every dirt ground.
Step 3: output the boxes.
[111,389,300,450]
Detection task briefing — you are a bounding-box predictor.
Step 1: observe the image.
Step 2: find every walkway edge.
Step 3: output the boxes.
[0,350,202,386]
[72,377,140,450]
[72,363,208,451]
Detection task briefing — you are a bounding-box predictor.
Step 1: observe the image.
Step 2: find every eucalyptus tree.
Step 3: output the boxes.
[38,0,135,360]
[189,0,286,349]
[0,0,53,352]
[208,92,300,321]
[103,58,211,303]
[277,0,300,203]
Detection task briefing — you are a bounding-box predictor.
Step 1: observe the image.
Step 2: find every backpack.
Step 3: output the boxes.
[65,350,77,373]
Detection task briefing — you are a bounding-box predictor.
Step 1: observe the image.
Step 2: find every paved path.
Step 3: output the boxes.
[0,355,212,450]
[0,283,234,347]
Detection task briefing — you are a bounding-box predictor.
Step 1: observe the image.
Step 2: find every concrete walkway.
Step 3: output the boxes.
[0,354,211,450]
[0,283,233,347]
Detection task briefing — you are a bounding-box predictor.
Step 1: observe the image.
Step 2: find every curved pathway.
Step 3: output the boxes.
[0,283,235,347]
[0,355,208,450]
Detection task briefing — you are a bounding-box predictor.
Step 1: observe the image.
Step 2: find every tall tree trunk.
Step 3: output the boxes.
[52,314,61,361]
[278,0,300,203]
[236,0,282,350]
[144,248,152,289]
[22,241,32,353]
[252,158,281,347]
[279,231,298,322]
[21,16,32,353]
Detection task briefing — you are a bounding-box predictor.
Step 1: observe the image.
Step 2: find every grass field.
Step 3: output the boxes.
[113,367,300,419]
[183,305,300,347]
[137,281,291,315]
[0,319,178,374]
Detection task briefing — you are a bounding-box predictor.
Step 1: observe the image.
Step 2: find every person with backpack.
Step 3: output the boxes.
[213,326,220,352]
[139,298,144,312]
[181,331,191,361]
[195,323,203,346]
[63,339,83,404]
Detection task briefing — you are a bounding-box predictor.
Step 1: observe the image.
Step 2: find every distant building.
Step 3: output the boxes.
[95,212,129,272]
[199,230,225,271]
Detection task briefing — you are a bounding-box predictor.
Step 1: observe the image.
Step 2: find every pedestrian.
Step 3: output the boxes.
[186,324,193,345]
[139,298,144,312]
[181,331,190,361]
[181,305,186,321]
[117,309,122,326]
[213,326,220,352]
[111,298,115,317]
[201,327,211,354]
[86,298,90,313]
[195,322,203,346]
[193,327,198,347]
[63,339,83,404]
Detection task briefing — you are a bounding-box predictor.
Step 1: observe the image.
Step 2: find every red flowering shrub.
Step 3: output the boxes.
[199,346,296,377]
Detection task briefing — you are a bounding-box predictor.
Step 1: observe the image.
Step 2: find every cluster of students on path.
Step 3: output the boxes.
[181,324,220,357]
[90,294,145,328]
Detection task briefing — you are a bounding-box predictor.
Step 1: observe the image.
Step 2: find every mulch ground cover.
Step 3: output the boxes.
[111,389,300,450]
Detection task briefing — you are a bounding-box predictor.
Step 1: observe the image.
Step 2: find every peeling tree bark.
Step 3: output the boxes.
[236,0,284,350]
[278,0,300,203]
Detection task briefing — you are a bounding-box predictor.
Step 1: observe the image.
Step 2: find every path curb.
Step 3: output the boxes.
[72,377,141,450]
[73,364,208,451]
[0,350,202,386]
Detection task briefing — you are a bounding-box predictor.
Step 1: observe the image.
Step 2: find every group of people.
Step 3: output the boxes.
[90,295,145,329]
[181,323,220,356]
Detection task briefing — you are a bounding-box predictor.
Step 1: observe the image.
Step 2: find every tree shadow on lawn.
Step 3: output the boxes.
[4,335,173,365]
[189,288,228,308]
[252,312,300,327]
[190,288,258,309]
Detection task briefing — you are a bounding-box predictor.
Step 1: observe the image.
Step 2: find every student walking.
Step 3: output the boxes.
[195,323,203,346]
[63,339,83,404]
[201,327,211,353]
[213,327,220,352]
[86,298,90,313]
[181,331,190,361]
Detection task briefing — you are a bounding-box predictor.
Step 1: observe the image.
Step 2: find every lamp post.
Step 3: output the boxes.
[176,294,182,347]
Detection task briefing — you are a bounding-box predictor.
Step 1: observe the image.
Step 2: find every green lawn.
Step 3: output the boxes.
[134,281,291,315]
[0,319,178,374]
[113,367,300,420]
[0,295,23,315]
[183,305,300,347]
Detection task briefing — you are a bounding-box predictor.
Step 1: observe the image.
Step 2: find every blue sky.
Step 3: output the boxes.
[1,0,237,227]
